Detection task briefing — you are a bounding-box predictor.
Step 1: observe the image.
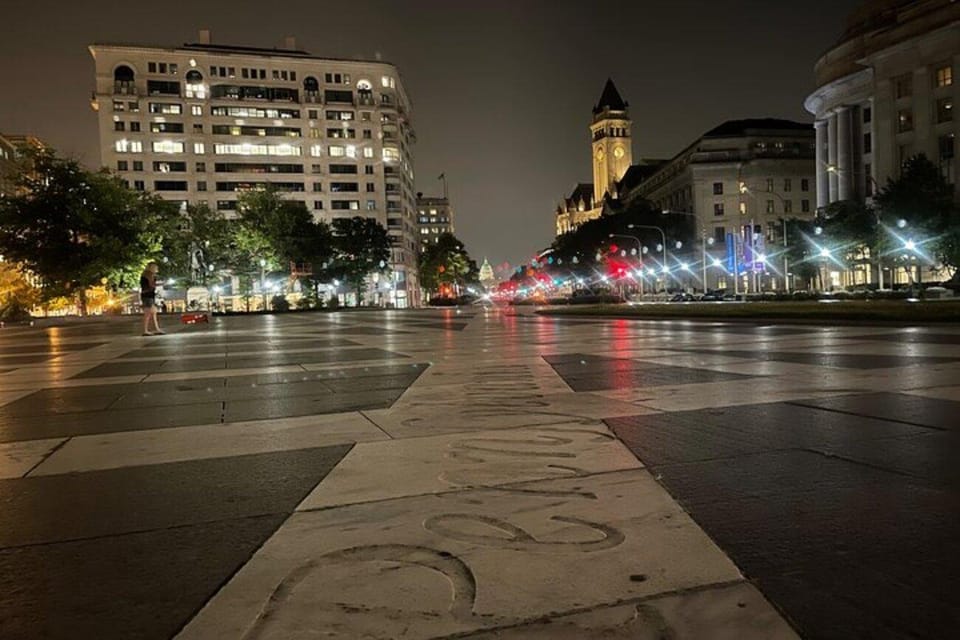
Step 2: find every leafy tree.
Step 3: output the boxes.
[550,198,693,273]
[235,187,333,279]
[419,232,480,296]
[0,147,177,313]
[328,216,391,306]
[0,261,41,321]
[875,154,958,278]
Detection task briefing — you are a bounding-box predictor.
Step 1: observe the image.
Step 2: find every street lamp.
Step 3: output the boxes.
[625,225,669,274]
[259,258,267,311]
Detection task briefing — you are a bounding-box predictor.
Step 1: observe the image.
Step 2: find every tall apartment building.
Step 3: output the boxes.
[619,119,816,293]
[89,33,420,307]
[415,193,454,251]
[805,0,958,207]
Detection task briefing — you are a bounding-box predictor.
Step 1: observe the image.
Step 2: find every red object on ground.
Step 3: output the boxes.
[181,312,209,325]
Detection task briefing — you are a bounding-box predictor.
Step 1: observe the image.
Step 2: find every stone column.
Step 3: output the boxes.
[837,106,853,201]
[827,113,838,203]
[815,119,829,209]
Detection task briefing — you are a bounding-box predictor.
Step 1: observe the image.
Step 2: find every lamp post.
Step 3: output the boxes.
[625,224,668,270]
[259,258,267,311]
[623,225,670,292]
[737,185,793,293]
[825,164,886,289]
[609,233,642,299]
[661,209,718,292]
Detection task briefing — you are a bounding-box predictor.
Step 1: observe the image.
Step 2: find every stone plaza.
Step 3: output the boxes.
[0,309,957,639]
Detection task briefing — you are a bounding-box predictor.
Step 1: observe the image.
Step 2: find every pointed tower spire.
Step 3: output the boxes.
[593,78,628,115]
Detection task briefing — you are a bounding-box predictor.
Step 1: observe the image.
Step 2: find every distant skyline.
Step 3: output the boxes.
[0,0,863,268]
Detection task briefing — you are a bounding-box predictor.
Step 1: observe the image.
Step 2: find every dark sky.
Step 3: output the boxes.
[1,0,862,269]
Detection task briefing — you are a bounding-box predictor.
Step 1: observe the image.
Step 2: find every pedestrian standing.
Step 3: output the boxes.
[140,262,165,336]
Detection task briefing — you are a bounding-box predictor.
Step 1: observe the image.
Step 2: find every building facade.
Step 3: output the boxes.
[89,33,420,307]
[415,194,454,251]
[621,119,817,293]
[0,134,16,197]
[555,79,633,236]
[805,0,958,207]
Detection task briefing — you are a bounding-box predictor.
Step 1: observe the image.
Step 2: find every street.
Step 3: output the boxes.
[0,309,958,639]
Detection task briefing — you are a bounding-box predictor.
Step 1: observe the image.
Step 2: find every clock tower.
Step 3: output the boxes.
[590,78,632,203]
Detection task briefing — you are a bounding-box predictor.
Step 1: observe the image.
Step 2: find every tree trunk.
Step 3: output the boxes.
[77,288,88,317]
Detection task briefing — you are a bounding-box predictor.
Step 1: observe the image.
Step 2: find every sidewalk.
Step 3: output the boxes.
[1,311,957,638]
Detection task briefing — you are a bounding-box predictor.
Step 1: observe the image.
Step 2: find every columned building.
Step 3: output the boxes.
[89,33,421,307]
[555,79,633,235]
[415,193,454,251]
[805,0,959,208]
[620,120,816,293]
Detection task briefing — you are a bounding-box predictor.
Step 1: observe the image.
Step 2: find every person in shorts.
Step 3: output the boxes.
[140,262,165,335]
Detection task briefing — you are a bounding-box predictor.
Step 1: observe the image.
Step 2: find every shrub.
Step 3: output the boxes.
[325,295,340,310]
[271,294,291,312]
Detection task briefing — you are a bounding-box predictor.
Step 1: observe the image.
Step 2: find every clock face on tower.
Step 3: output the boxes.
[596,148,605,161]
[613,147,625,159]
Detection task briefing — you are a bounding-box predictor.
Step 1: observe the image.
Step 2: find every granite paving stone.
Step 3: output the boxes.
[0,445,351,548]
[0,402,225,443]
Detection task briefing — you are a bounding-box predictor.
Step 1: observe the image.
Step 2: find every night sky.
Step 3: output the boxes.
[1,0,862,270]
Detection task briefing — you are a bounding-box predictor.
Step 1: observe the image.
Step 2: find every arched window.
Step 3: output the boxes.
[114,65,135,94]
[185,70,205,99]
[357,79,372,91]
[114,65,135,82]
[303,76,319,92]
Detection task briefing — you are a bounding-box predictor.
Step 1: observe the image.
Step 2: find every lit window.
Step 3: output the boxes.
[739,202,747,215]
[194,143,205,154]
[381,76,391,87]
[114,139,142,153]
[329,145,345,157]
[310,145,322,157]
[346,145,357,158]
[936,65,953,88]
[936,97,953,124]
[898,109,913,133]
[382,147,400,162]
[363,147,374,158]
[213,143,302,156]
[153,140,185,154]
[191,105,203,116]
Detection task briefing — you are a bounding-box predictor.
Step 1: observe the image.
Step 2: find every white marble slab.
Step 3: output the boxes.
[177,470,745,640]
[32,412,387,476]
[0,438,65,478]
[365,391,655,438]
[464,581,799,639]
[298,422,642,510]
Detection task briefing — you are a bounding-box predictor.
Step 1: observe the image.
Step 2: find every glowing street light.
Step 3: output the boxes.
[712,257,723,268]
[904,239,917,252]
[897,219,908,229]
[680,262,691,272]
[820,248,832,258]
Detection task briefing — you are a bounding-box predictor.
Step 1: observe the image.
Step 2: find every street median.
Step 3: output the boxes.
[535,300,960,324]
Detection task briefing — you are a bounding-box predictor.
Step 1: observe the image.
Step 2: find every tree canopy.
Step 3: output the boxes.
[327,216,391,305]
[418,232,480,296]
[0,148,177,311]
